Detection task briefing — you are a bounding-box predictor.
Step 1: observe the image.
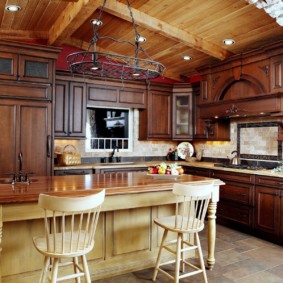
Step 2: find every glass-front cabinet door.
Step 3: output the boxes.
[172,85,193,140]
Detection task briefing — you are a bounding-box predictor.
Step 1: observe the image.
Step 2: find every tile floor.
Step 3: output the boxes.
[93,224,283,282]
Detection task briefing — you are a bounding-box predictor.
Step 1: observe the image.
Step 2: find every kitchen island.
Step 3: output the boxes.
[0,172,224,283]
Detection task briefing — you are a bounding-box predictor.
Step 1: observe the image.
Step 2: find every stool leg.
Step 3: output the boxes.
[196,233,208,283]
[175,233,182,283]
[39,256,50,283]
[152,229,168,281]
[73,257,81,283]
[81,255,91,283]
[180,233,185,272]
[50,258,59,283]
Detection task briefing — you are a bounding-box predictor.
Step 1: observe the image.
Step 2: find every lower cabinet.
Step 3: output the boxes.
[254,175,283,242]
[183,166,283,244]
[54,169,93,175]
[211,170,255,228]
[183,166,210,177]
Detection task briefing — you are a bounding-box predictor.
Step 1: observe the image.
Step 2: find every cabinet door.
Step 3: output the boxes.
[255,186,280,236]
[0,100,52,177]
[172,92,193,140]
[18,55,53,84]
[0,102,17,177]
[270,55,283,93]
[0,52,18,80]
[54,81,69,137]
[19,102,52,176]
[69,82,86,137]
[142,90,171,140]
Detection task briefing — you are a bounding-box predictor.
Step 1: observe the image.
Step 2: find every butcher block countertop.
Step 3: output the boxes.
[0,171,223,204]
[54,161,283,178]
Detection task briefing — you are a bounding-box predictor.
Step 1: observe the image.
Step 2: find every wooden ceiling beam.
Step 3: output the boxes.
[48,0,103,46]
[0,29,48,41]
[103,0,233,60]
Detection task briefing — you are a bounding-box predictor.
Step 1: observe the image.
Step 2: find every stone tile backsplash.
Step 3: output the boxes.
[54,113,282,163]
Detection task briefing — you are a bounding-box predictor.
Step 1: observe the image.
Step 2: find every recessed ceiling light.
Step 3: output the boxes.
[183,55,192,61]
[223,39,235,45]
[5,5,22,12]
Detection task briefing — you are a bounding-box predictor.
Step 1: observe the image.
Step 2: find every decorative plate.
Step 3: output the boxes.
[147,173,183,179]
[177,142,194,159]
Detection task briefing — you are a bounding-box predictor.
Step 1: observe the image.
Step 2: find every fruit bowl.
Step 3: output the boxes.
[147,162,184,176]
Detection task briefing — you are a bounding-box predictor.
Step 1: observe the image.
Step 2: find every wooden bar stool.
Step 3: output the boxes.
[152,182,214,283]
[33,190,105,283]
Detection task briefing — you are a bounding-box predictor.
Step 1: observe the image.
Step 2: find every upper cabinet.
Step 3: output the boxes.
[87,80,146,109]
[0,40,60,100]
[270,55,283,93]
[139,84,172,140]
[196,42,283,126]
[172,84,193,140]
[55,80,86,138]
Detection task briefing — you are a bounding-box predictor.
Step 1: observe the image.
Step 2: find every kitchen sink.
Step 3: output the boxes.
[99,162,135,166]
[0,179,38,185]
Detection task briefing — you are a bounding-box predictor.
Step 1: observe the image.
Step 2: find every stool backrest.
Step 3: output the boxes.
[173,182,213,231]
[38,190,105,255]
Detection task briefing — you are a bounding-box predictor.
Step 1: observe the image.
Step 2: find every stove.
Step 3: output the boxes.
[213,163,266,171]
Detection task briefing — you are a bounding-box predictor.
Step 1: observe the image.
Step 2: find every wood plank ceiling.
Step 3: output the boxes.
[1,0,283,81]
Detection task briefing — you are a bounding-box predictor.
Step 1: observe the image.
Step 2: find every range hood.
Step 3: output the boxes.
[199,92,283,119]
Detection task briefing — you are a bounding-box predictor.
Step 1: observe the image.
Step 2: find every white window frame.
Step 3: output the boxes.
[85,106,133,152]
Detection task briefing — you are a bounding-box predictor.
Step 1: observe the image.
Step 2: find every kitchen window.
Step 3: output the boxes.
[86,107,133,152]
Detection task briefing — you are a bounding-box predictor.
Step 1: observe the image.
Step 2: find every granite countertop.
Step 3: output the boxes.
[54,161,283,178]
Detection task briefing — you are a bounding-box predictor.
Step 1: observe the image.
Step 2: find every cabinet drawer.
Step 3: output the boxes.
[54,169,93,176]
[220,181,254,205]
[217,202,252,226]
[211,170,255,184]
[255,175,283,188]
[0,81,51,100]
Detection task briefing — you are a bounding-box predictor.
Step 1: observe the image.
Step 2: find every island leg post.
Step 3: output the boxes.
[207,201,217,270]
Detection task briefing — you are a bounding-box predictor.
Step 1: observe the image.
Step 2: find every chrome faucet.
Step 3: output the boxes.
[18,151,23,175]
[9,152,32,184]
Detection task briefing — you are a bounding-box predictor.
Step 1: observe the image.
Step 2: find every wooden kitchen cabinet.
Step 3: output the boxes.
[0,53,53,84]
[0,40,59,85]
[0,99,52,177]
[270,55,283,93]
[87,81,146,109]
[255,175,283,242]
[183,166,210,177]
[211,170,255,228]
[172,84,193,140]
[139,85,172,140]
[55,81,86,138]
[193,115,230,141]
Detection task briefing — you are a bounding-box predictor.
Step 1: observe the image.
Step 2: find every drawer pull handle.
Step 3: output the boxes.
[239,193,247,196]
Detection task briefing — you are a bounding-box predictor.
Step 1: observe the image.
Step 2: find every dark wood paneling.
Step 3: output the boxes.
[54,81,69,136]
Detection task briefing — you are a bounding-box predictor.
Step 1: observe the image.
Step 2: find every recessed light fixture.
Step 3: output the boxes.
[223,39,235,45]
[183,55,192,61]
[5,5,22,12]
